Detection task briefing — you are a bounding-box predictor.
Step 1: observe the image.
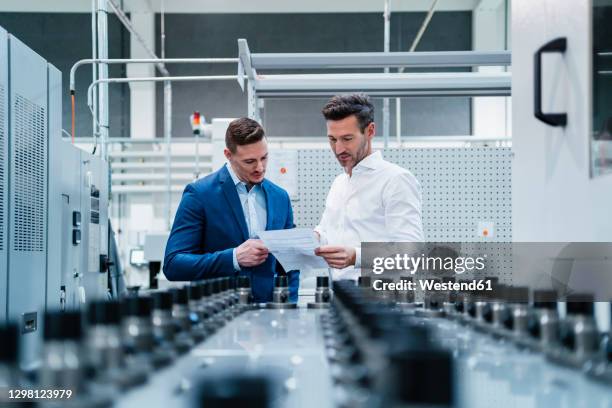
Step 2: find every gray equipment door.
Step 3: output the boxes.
[512,0,612,241]
[45,64,63,311]
[7,35,49,360]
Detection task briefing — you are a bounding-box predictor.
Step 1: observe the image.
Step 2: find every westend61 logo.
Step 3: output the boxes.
[372,253,486,275]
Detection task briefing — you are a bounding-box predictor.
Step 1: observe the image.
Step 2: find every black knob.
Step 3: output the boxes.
[527,314,540,338]
[169,288,189,305]
[44,310,83,341]
[211,279,221,294]
[188,284,202,301]
[506,286,529,303]
[358,276,371,288]
[533,290,557,310]
[194,375,272,408]
[483,304,493,323]
[87,300,121,325]
[0,323,19,364]
[152,291,173,311]
[566,293,594,316]
[467,302,476,318]
[122,295,153,318]
[501,309,513,330]
[385,348,454,406]
[559,322,575,350]
[274,276,288,288]
[236,276,251,288]
[222,277,231,292]
[200,281,213,297]
[316,276,329,288]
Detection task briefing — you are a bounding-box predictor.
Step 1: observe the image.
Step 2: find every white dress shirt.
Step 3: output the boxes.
[315,150,424,280]
[226,163,267,271]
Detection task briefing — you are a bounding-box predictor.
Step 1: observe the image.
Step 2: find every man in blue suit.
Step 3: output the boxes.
[163,118,299,302]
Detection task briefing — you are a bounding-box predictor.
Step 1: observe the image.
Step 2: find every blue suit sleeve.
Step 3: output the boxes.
[163,184,234,281]
[283,192,300,302]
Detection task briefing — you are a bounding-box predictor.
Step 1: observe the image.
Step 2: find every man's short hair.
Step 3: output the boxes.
[225,117,265,153]
[321,93,375,133]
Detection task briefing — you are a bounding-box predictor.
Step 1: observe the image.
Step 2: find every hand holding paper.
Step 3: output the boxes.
[256,228,328,271]
[314,246,356,269]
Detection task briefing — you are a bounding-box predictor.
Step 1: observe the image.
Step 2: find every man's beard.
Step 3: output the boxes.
[338,138,369,170]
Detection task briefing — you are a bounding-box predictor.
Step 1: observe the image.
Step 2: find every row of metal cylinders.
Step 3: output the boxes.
[0,275,255,405]
[361,275,611,385]
[321,280,455,408]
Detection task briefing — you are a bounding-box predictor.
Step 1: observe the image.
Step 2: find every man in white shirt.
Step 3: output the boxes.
[314,94,424,280]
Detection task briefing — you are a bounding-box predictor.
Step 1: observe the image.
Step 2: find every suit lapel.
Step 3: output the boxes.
[261,180,274,230]
[219,166,249,241]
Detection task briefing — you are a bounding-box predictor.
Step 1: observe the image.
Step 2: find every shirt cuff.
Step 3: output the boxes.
[314,227,327,245]
[232,248,241,271]
[354,246,362,268]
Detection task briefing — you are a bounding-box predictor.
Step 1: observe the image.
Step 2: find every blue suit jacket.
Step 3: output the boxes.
[163,166,299,302]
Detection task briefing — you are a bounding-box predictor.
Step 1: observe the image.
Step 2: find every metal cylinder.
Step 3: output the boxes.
[272,276,289,304]
[236,276,253,305]
[0,324,19,388]
[40,311,85,392]
[315,276,331,303]
[200,281,223,331]
[169,288,192,333]
[86,300,124,372]
[121,296,155,353]
[563,294,599,356]
[395,276,415,304]
[151,291,176,344]
[529,290,559,347]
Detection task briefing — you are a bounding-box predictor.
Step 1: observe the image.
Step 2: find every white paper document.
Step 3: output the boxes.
[256,228,328,271]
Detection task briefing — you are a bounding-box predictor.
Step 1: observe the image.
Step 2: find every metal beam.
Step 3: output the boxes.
[70,58,237,93]
[252,72,511,98]
[249,51,511,70]
[238,39,256,79]
[0,0,479,13]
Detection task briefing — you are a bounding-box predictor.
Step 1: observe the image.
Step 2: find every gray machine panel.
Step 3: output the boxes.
[45,63,63,311]
[57,142,83,310]
[52,143,110,309]
[7,34,49,362]
[80,152,110,302]
[0,26,8,323]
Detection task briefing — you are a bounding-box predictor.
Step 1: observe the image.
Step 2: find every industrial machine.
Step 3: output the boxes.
[0,25,111,367]
[2,273,611,407]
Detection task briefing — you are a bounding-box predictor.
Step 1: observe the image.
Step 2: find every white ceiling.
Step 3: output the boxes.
[0,0,480,14]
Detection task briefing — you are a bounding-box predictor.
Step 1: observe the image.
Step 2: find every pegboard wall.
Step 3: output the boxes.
[294,147,513,281]
[295,147,512,241]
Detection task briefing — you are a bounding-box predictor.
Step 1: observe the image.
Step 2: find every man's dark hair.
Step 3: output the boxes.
[225,117,265,153]
[321,93,375,133]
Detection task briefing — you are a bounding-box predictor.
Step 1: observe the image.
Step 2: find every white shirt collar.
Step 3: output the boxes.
[350,150,384,174]
[225,162,243,186]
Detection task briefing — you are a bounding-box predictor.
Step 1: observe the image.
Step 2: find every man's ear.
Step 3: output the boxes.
[367,122,376,140]
[223,148,232,161]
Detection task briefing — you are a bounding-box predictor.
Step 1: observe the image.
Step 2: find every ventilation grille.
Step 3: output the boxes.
[12,94,46,252]
[0,84,4,251]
